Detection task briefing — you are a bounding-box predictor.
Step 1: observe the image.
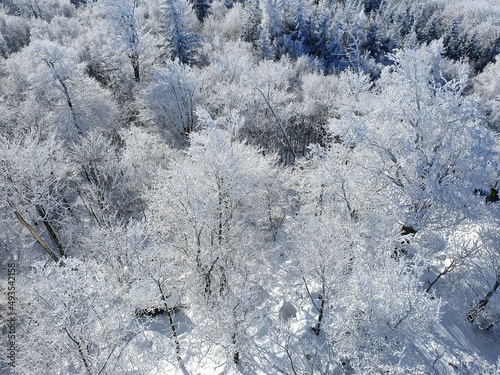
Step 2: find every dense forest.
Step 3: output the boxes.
[0,0,500,373]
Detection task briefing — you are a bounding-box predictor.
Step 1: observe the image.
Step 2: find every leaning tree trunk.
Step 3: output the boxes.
[8,200,61,265]
[36,204,66,257]
[467,274,500,324]
[425,259,457,293]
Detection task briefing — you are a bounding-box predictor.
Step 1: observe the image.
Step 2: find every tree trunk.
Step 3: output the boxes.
[166,307,182,362]
[36,205,66,257]
[303,276,326,336]
[45,59,82,133]
[158,282,182,362]
[204,258,218,297]
[217,176,225,246]
[467,275,500,324]
[64,328,92,375]
[132,58,140,83]
[232,332,239,364]
[425,259,456,293]
[8,200,61,264]
[312,296,325,336]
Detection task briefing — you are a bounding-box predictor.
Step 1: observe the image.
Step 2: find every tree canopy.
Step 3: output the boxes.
[1,0,500,374]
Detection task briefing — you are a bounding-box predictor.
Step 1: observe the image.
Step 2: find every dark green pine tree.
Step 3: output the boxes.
[444,18,465,62]
[163,0,199,65]
[190,0,211,23]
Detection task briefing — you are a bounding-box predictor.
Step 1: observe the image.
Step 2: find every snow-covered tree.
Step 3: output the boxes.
[145,110,282,366]
[0,10,30,56]
[162,0,200,65]
[282,138,443,373]
[472,57,500,131]
[330,43,497,232]
[1,1,500,372]
[139,62,201,146]
[1,40,118,138]
[10,258,138,375]
[69,129,141,227]
[190,0,211,23]
[257,0,284,60]
[98,0,164,83]
[15,0,75,21]
[0,132,71,263]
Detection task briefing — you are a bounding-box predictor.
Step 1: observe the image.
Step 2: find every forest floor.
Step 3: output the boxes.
[130,277,500,374]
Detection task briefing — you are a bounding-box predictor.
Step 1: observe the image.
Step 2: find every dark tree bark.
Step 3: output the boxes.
[312,296,326,336]
[467,275,500,324]
[425,259,456,293]
[36,204,66,257]
[158,282,182,362]
[232,332,239,364]
[8,200,61,264]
